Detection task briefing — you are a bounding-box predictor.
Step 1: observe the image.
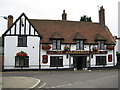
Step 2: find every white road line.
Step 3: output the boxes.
[61,85,65,87]
[67,83,72,85]
[30,79,41,88]
[39,83,46,88]
[51,87,55,88]
[47,74,117,88]
[56,86,61,87]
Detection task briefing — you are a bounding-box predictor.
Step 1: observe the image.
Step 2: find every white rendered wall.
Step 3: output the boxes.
[118,2,120,53]
[4,36,40,69]
[90,46,117,67]
[40,44,116,69]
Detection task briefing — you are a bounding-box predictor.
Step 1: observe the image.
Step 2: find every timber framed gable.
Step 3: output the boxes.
[3,13,42,37]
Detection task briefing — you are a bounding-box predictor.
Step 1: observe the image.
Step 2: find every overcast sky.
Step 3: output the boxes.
[0,0,119,36]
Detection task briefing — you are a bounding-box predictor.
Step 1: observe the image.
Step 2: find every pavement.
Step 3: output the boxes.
[1,76,41,89]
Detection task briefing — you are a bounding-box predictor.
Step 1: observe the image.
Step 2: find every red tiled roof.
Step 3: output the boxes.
[29,19,115,44]
[95,33,107,41]
[50,32,63,40]
[73,32,86,40]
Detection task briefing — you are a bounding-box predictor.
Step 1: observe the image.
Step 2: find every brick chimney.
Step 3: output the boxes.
[99,6,105,26]
[8,15,13,29]
[62,10,67,20]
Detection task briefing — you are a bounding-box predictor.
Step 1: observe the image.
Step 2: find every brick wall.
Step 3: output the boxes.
[0,56,4,71]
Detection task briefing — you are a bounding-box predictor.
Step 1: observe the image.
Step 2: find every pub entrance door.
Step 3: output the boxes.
[73,56,87,70]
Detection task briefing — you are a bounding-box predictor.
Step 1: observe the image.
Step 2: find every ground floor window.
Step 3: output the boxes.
[15,56,29,67]
[50,56,63,67]
[96,56,106,65]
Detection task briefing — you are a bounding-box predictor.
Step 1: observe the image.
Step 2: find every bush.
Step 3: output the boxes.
[116,53,120,57]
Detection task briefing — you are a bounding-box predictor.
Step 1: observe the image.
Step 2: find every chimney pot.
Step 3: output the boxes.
[100,6,103,9]
[8,15,13,29]
[62,10,67,20]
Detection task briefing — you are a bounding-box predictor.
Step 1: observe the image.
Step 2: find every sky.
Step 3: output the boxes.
[0,0,119,37]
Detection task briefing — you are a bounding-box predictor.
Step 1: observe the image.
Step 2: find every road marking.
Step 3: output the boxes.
[61,85,65,87]
[56,86,61,87]
[67,83,71,85]
[30,78,41,89]
[51,87,55,88]
[43,74,117,88]
[39,83,46,88]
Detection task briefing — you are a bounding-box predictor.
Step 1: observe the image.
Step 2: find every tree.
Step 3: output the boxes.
[80,15,92,22]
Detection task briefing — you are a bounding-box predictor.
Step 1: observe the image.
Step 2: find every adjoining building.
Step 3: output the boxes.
[2,6,117,71]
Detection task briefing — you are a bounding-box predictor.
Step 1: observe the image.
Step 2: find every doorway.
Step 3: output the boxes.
[73,56,87,70]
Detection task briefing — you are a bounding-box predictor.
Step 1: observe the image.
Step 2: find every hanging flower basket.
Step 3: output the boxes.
[16,51,28,57]
[106,46,114,50]
[42,44,51,50]
[92,47,98,52]
[64,45,70,51]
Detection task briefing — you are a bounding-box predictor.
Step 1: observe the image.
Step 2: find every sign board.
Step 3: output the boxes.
[47,51,107,54]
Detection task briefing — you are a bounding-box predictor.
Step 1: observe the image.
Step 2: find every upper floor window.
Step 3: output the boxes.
[76,40,84,50]
[52,40,61,50]
[18,36,27,47]
[98,41,105,50]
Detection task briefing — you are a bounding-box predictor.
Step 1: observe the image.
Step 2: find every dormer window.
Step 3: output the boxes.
[50,32,64,50]
[98,41,105,50]
[52,40,61,50]
[76,40,84,50]
[73,32,86,50]
[95,33,107,50]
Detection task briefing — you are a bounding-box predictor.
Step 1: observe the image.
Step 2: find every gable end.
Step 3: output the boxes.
[2,13,42,37]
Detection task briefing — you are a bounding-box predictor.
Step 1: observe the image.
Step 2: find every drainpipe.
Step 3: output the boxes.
[88,45,91,70]
[39,39,41,70]
[113,48,115,66]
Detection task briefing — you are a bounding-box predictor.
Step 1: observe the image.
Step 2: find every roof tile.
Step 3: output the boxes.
[29,19,115,44]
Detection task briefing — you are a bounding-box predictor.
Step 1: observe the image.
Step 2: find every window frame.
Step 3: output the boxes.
[76,40,84,50]
[96,56,106,65]
[52,40,61,50]
[18,36,27,47]
[15,56,29,67]
[50,56,63,67]
[98,41,105,50]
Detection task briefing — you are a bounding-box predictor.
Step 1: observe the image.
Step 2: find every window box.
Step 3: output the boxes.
[15,51,29,67]
[92,47,98,52]
[16,51,28,57]
[64,45,70,51]
[106,46,114,50]
[42,44,51,50]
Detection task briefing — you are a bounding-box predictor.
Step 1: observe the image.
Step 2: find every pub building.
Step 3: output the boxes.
[2,6,117,71]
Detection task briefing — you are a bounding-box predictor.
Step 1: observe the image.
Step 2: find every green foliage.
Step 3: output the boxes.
[117,53,120,57]
[80,15,92,22]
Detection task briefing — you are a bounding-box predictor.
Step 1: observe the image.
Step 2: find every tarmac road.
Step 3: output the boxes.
[2,69,119,89]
